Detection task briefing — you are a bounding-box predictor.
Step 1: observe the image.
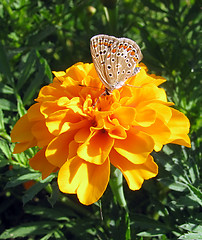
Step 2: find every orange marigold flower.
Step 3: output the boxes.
[11,62,191,205]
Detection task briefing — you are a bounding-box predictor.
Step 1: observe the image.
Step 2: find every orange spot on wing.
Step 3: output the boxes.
[123,46,127,49]
[107,54,111,58]
[112,49,116,53]
[127,47,132,52]
[130,51,135,56]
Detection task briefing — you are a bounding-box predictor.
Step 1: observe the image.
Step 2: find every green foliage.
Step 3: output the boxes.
[0,0,201,239]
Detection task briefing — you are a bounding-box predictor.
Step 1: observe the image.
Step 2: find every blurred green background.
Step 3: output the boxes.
[0,0,201,239]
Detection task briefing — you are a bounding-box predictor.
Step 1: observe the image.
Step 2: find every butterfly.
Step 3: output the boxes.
[90,34,143,94]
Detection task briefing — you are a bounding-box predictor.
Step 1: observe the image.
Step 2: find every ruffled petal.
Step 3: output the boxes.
[134,108,156,127]
[110,149,158,190]
[46,109,85,135]
[29,148,58,179]
[11,114,33,142]
[167,108,191,147]
[114,129,154,164]
[128,63,166,87]
[13,141,37,154]
[46,131,76,167]
[27,103,44,122]
[36,83,66,103]
[31,121,54,148]
[108,125,127,139]
[58,155,110,205]
[11,114,37,153]
[111,106,136,128]
[77,130,114,165]
[140,118,171,152]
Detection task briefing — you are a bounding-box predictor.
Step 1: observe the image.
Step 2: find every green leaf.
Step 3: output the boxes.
[22,174,55,205]
[0,83,14,94]
[0,42,12,83]
[28,25,56,46]
[53,229,67,239]
[48,181,60,207]
[179,223,202,232]
[5,172,41,188]
[142,0,167,13]
[140,28,165,64]
[16,50,36,91]
[109,167,127,208]
[0,98,17,111]
[36,51,52,80]
[40,232,53,240]
[133,214,171,231]
[16,93,27,116]
[0,221,58,239]
[24,205,74,221]
[22,61,45,105]
[158,178,187,192]
[0,139,12,160]
[137,230,164,237]
[0,156,9,167]
[187,184,202,206]
[179,232,202,240]
[0,108,5,131]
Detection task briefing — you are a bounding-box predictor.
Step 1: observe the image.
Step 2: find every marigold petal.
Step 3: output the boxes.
[145,102,173,124]
[128,63,166,87]
[11,114,32,142]
[114,129,154,164]
[167,108,191,147]
[46,109,82,135]
[65,63,90,81]
[110,149,158,190]
[68,140,80,159]
[108,125,127,139]
[136,86,168,105]
[11,114,37,153]
[77,130,114,165]
[29,148,58,179]
[46,131,76,167]
[40,100,63,118]
[36,83,66,103]
[140,118,171,152]
[135,109,156,127]
[58,155,110,205]
[13,141,37,154]
[121,85,168,107]
[74,127,91,143]
[46,109,69,135]
[46,107,90,136]
[111,107,136,128]
[27,103,44,121]
[31,121,54,148]
[52,71,66,78]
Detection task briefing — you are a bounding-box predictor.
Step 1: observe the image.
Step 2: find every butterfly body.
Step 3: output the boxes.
[90,34,143,92]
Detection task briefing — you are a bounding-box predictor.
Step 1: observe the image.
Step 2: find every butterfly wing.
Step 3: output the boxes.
[104,37,143,90]
[90,34,118,90]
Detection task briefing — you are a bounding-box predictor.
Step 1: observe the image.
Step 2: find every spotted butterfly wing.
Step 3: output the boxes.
[90,35,118,90]
[90,34,143,91]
